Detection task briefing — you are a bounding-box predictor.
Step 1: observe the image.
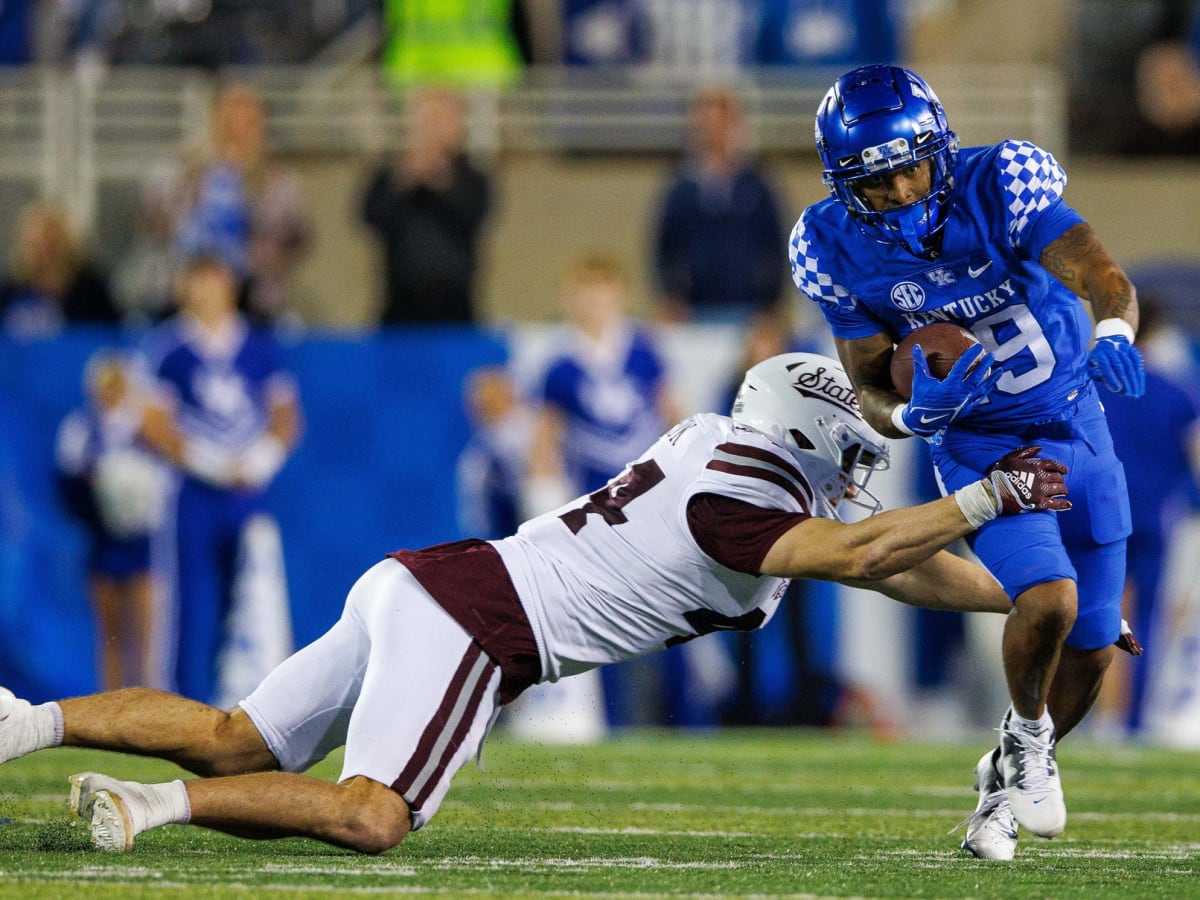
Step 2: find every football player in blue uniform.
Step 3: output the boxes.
[789,65,1146,860]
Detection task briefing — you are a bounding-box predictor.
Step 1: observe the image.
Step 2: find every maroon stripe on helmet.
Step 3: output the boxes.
[706,459,812,512]
[715,442,809,486]
[410,651,496,811]
[392,642,493,804]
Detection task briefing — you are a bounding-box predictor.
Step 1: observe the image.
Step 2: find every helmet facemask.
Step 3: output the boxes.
[799,415,889,521]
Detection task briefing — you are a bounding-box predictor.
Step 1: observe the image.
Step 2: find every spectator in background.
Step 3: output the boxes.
[652,85,786,324]
[380,0,524,88]
[138,248,302,705]
[456,366,533,541]
[116,84,311,326]
[1099,298,1200,735]
[55,351,169,691]
[523,253,687,730]
[715,311,872,729]
[361,86,493,326]
[1123,37,1200,155]
[0,202,119,338]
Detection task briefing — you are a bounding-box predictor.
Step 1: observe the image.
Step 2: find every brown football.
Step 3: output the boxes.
[890,323,981,400]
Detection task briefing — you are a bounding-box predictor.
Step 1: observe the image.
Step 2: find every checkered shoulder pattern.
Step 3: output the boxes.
[997,140,1068,250]
[788,215,856,311]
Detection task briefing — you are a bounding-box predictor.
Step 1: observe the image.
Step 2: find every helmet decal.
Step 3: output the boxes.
[731,353,889,520]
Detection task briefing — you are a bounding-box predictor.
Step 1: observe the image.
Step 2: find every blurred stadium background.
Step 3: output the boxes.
[1,0,1199,749]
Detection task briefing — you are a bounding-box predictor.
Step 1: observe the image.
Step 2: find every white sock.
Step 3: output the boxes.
[120,780,192,835]
[8,700,64,757]
[1008,707,1053,736]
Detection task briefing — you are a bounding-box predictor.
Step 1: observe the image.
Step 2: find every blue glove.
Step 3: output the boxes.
[1088,335,1145,398]
[899,343,1001,438]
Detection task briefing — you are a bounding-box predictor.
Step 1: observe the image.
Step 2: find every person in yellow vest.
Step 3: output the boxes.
[382,0,524,88]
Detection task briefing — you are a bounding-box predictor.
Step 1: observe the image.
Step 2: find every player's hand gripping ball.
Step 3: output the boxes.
[890,323,982,400]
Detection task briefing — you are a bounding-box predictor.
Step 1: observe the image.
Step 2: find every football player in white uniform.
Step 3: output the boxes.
[0,352,1072,855]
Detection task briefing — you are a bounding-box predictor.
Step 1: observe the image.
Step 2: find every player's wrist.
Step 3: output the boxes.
[954,479,1000,529]
[1094,318,1134,343]
[890,403,915,436]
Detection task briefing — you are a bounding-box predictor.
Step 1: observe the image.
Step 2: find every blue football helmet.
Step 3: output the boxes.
[815,65,959,256]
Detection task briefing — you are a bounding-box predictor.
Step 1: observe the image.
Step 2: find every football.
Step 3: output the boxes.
[890,322,981,400]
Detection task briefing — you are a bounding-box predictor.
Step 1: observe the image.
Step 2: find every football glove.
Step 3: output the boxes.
[1114,618,1144,656]
[1088,334,1145,398]
[985,445,1071,515]
[898,343,1001,438]
[954,446,1071,528]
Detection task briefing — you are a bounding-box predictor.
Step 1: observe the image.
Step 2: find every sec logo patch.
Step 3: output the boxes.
[890,281,926,311]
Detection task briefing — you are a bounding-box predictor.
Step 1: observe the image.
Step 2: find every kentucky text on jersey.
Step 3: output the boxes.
[789,140,1094,430]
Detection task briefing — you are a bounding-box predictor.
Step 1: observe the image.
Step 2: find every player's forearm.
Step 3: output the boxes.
[762,495,974,582]
[1040,223,1139,331]
[856,551,1009,613]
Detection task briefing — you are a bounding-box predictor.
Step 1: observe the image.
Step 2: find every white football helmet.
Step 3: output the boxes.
[731,352,889,520]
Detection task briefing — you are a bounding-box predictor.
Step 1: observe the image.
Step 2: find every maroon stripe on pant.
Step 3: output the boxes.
[410,651,496,811]
[391,642,495,811]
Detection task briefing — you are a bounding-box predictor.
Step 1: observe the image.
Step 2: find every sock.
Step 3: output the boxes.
[42,702,65,745]
[1007,707,1053,736]
[7,700,64,757]
[119,780,192,835]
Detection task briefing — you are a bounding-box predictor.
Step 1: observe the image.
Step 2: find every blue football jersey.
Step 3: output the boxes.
[789,140,1093,430]
[142,315,295,452]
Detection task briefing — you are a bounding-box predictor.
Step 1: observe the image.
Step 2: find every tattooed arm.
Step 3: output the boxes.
[1039,222,1139,332]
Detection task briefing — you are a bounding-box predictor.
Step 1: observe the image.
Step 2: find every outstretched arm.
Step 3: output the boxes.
[846,550,1010,613]
[760,447,1069,585]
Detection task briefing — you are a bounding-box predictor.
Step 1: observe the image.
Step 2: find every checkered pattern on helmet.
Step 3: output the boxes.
[788,218,856,311]
[998,140,1067,250]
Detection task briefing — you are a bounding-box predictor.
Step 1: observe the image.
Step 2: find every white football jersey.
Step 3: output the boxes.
[491,413,834,682]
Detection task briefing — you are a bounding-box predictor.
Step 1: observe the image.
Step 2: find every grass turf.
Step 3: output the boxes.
[0,731,1197,898]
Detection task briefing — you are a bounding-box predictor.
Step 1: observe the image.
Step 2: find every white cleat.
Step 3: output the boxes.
[89,789,135,852]
[70,773,139,851]
[955,748,1018,861]
[998,709,1066,838]
[68,772,121,820]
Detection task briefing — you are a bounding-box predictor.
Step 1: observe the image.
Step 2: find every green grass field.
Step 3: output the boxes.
[0,731,1197,898]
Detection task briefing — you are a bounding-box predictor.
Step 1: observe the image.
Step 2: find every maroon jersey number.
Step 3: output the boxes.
[559,459,666,534]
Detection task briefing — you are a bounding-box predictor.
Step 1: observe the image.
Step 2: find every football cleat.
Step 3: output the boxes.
[997,708,1066,838]
[954,748,1018,861]
[89,789,136,852]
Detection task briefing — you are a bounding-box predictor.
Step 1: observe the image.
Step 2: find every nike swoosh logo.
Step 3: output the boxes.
[915,131,935,146]
[919,413,949,425]
[968,261,993,278]
[1032,798,1045,805]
